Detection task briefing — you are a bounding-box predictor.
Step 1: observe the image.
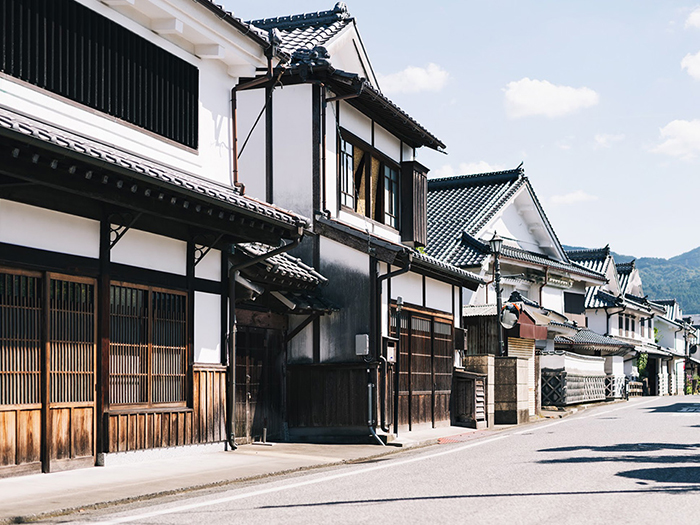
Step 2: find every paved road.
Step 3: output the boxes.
[49,396,700,524]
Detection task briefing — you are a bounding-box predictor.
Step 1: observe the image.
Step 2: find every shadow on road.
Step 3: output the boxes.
[643,403,700,413]
[256,486,700,509]
[538,454,700,465]
[617,467,700,484]
[539,443,700,453]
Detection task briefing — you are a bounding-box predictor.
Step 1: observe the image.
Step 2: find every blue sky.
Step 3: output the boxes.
[228,1,700,259]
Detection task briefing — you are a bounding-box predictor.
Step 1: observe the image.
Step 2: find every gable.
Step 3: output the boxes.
[325,24,378,86]
[477,185,566,261]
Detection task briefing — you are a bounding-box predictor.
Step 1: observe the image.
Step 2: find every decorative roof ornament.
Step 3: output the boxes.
[290,46,332,80]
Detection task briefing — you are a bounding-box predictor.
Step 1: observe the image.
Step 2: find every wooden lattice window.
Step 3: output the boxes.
[0,271,42,406]
[109,284,187,408]
[49,278,95,403]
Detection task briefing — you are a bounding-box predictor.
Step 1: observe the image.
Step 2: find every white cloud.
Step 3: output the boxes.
[681,50,700,79]
[503,78,599,118]
[686,7,700,29]
[431,161,506,178]
[550,190,599,206]
[378,63,449,94]
[652,119,700,160]
[594,133,625,148]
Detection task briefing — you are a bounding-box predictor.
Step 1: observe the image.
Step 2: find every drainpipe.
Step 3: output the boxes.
[225,227,303,450]
[375,251,413,437]
[604,305,626,337]
[539,266,549,306]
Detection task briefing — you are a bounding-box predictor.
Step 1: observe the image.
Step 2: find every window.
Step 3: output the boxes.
[563,292,585,315]
[339,137,355,208]
[338,131,401,229]
[109,284,188,407]
[625,315,630,336]
[618,315,624,334]
[384,165,400,227]
[631,317,636,335]
[1,0,199,148]
[641,318,646,338]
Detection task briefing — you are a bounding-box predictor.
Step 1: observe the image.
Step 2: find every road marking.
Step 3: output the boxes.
[89,397,662,525]
[90,434,510,525]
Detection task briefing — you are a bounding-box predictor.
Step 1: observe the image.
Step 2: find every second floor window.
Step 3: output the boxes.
[339,131,401,229]
[384,165,400,228]
[339,137,355,208]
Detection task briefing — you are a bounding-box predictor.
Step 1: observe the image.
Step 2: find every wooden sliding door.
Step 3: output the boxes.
[0,269,96,477]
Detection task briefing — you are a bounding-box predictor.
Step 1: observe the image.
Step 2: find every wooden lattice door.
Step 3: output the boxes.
[0,270,96,476]
[47,275,96,471]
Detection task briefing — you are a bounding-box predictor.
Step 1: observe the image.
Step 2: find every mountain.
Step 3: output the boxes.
[563,245,700,315]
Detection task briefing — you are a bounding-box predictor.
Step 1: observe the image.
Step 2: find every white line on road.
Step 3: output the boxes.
[89,397,661,525]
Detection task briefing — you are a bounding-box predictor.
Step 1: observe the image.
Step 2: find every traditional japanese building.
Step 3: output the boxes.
[0,0,335,476]
[426,168,605,421]
[235,3,484,439]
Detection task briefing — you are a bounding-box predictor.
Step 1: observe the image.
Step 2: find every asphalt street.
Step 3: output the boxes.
[46,396,700,525]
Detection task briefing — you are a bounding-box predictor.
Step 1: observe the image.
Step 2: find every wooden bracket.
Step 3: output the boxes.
[108,212,142,249]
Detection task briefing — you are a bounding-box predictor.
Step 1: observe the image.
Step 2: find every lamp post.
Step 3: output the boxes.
[489,231,505,357]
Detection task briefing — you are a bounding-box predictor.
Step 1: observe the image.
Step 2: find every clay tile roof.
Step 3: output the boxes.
[247,2,352,55]
[0,106,306,230]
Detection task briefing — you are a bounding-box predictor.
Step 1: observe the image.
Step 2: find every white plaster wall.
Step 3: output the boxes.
[402,143,414,163]
[0,199,99,258]
[624,358,639,377]
[604,356,624,375]
[194,249,221,281]
[336,210,402,244]
[541,286,564,314]
[373,123,401,162]
[111,228,187,275]
[325,102,339,214]
[236,88,267,202]
[339,102,371,144]
[488,203,547,256]
[391,271,423,308]
[327,30,373,83]
[542,353,605,375]
[425,277,453,314]
[194,291,221,364]
[587,312,608,336]
[272,84,313,218]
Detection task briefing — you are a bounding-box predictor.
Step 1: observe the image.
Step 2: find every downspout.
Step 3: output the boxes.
[604,305,626,337]
[225,228,303,450]
[376,251,413,437]
[539,266,549,306]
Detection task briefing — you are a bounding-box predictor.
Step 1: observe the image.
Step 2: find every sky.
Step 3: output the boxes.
[226,1,700,259]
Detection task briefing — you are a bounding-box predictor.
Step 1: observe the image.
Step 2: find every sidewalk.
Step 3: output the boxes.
[0,400,604,524]
[0,425,489,524]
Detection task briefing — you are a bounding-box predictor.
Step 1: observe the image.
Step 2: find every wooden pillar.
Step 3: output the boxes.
[187,241,195,409]
[40,272,51,472]
[97,213,111,455]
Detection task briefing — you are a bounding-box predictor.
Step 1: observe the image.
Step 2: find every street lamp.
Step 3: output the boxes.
[489,231,505,357]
